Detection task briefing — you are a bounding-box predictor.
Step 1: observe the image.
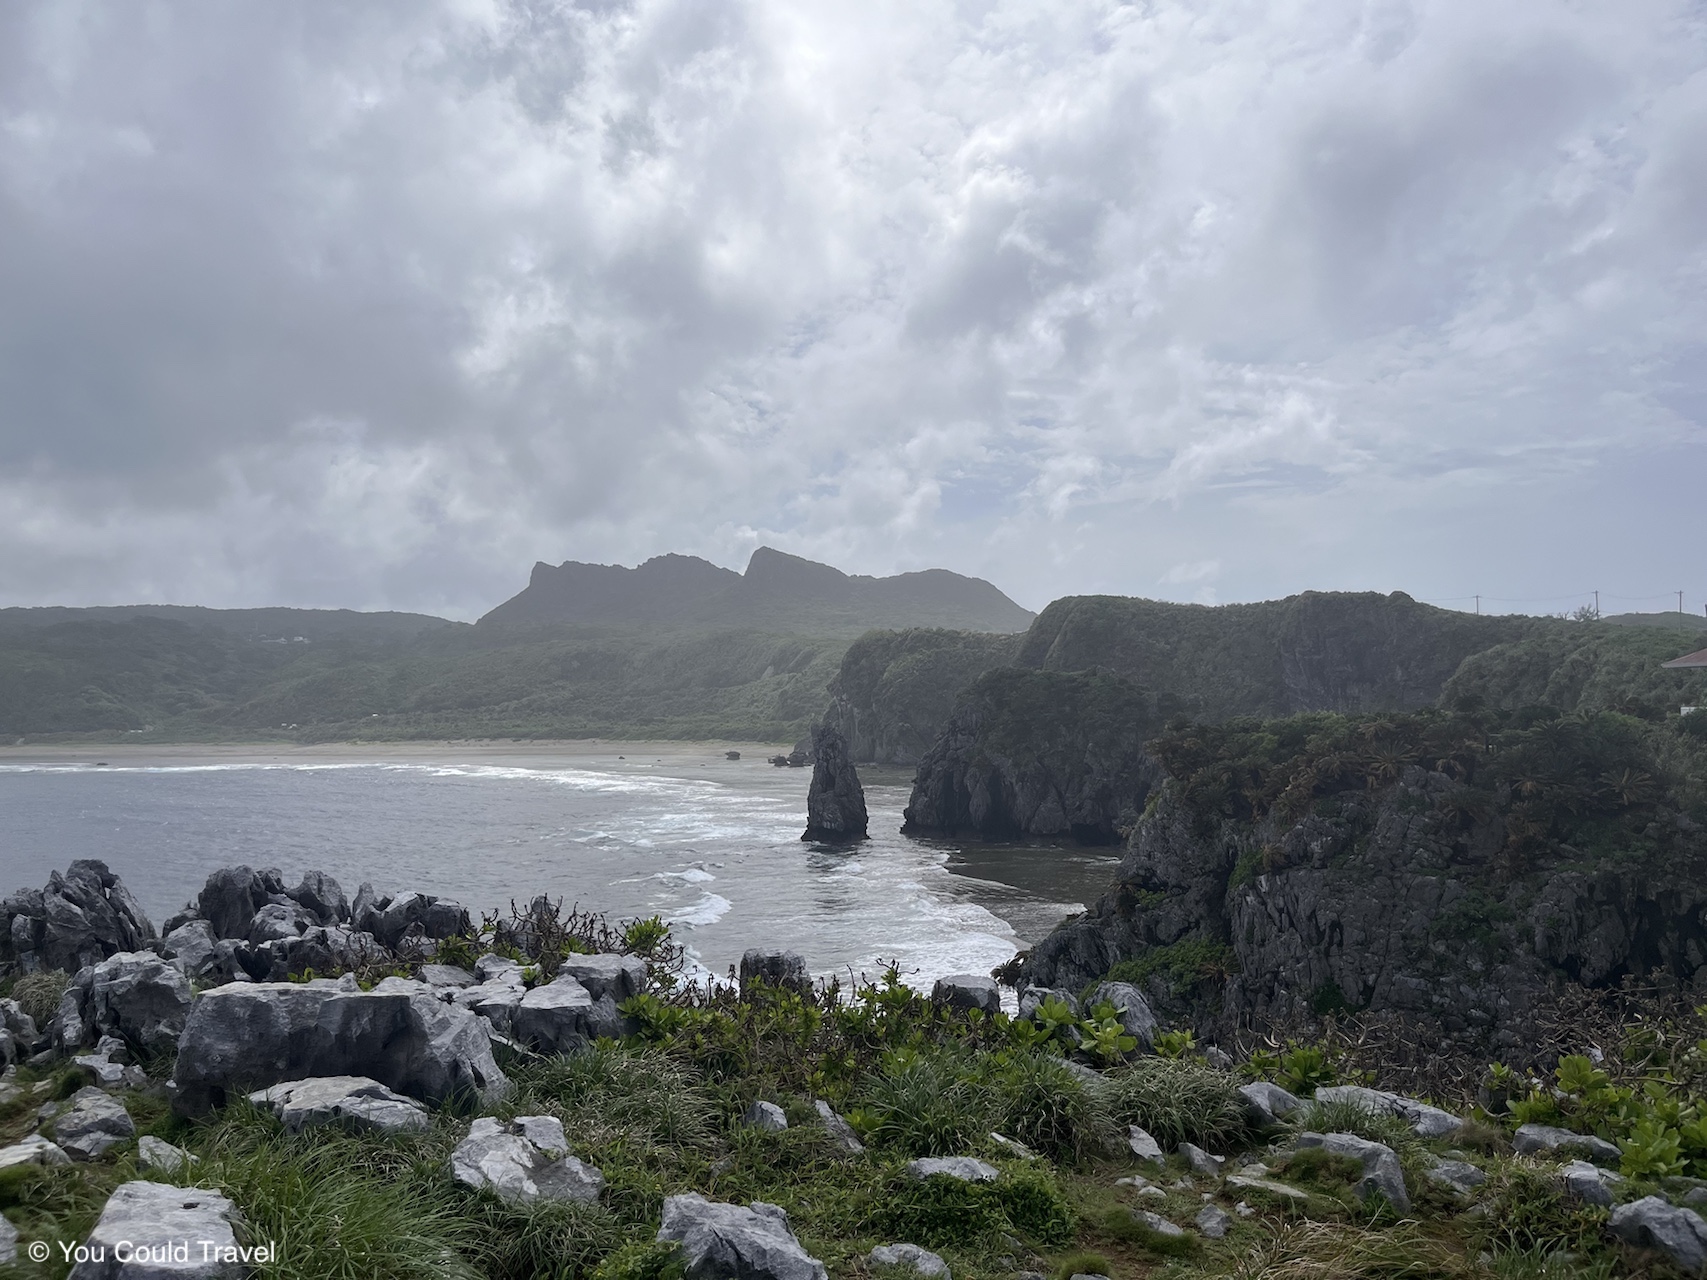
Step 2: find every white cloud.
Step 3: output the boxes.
[0,0,1701,617]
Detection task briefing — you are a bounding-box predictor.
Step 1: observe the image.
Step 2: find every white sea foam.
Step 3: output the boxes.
[667,893,733,927]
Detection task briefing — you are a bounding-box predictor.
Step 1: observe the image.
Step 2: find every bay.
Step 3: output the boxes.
[0,742,1116,991]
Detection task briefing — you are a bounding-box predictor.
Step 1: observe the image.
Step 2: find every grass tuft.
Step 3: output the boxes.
[1101,1056,1247,1149]
[1052,1248,1114,1280]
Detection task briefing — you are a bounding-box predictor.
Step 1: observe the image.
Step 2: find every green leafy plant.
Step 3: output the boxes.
[1152,1029,1198,1059]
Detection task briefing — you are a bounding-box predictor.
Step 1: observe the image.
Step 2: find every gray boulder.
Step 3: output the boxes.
[1561,1159,1624,1207]
[137,1135,196,1173]
[1423,1154,1487,1198]
[1294,1132,1409,1213]
[451,1116,604,1204]
[744,1101,788,1132]
[160,919,236,982]
[512,973,609,1054]
[802,722,869,841]
[369,891,469,951]
[249,1075,430,1135]
[247,925,386,982]
[73,1036,147,1090]
[1133,1209,1185,1237]
[1239,1080,1302,1130]
[868,1244,949,1278]
[247,900,317,944]
[559,953,648,1008]
[814,1099,865,1153]
[740,949,811,996]
[1609,1196,1707,1273]
[1512,1123,1622,1164]
[657,1194,828,1280]
[1085,981,1158,1050]
[68,1181,248,1279]
[1127,1125,1164,1163]
[1,860,154,974]
[419,964,477,990]
[288,871,349,924]
[930,974,1000,1015]
[458,976,529,1037]
[197,865,285,939]
[0,1134,69,1169]
[905,1156,999,1183]
[50,1086,135,1160]
[1195,1204,1231,1238]
[0,1214,14,1264]
[1314,1084,1463,1139]
[1179,1142,1225,1176]
[171,977,507,1117]
[73,950,192,1053]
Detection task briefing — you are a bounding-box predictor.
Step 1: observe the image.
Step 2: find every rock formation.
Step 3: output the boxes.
[802,723,868,841]
[902,668,1159,843]
[0,860,154,973]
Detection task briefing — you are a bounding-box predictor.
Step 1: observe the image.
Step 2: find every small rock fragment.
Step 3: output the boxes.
[1195,1203,1231,1238]
[1608,1196,1707,1274]
[744,1101,788,1132]
[868,1243,950,1279]
[137,1135,197,1173]
[51,1086,135,1161]
[1127,1125,1164,1163]
[905,1156,999,1183]
[1179,1142,1225,1177]
[1511,1123,1621,1164]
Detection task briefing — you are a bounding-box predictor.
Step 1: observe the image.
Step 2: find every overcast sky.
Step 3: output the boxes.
[1,1,1703,620]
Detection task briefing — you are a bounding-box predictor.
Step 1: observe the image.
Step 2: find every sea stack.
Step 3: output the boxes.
[801,722,868,841]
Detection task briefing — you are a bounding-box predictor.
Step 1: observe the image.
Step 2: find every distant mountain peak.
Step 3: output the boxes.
[481,548,1033,634]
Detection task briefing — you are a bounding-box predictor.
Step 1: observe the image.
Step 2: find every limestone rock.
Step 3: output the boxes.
[249,1075,430,1135]
[740,949,811,996]
[197,865,285,939]
[868,1243,949,1278]
[814,1099,865,1154]
[137,1135,197,1173]
[0,1134,70,1169]
[1294,1132,1409,1213]
[68,1181,248,1280]
[1179,1142,1225,1177]
[1314,1084,1463,1139]
[171,978,507,1117]
[1423,1154,1487,1198]
[989,1132,1037,1159]
[72,1036,146,1090]
[1225,1173,1308,1202]
[801,722,868,841]
[1127,1126,1164,1163]
[744,1101,788,1131]
[1133,1209,1185,1237]
[75,950,192,1053]
[451,1116,604,1204]
[50,1086,135,1160]
[1085,981,1157,1050]
[288,871,349,924]
[1195,1204,1231,1238]
[657,1193,828,1280]
[1512,1123,1621,1164]
[1239,1081,1302,1130]
[512,974,600,1054]
[0,1214,14,1264]
[557,953,648,1004]
[1560,1159,1624,1207]
[419,964,477,989]
[458,977,528,1037]
[905,1156,999,1183]
[1608,1196,1707,1274]
[930,974,1000,1015]
[1,860,154,974]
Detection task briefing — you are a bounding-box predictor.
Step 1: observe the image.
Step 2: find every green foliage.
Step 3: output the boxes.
[1291,1100,1415,1153]
[1243,1041,1347,1096]
[1096,1206,1199,1257]
[1473,1163,1608,1255]
[855,1049,991,1158]
[1273,1146,1365,1190]
[1101,1057,1248,1150]
[1151,1029,1198,1059]
[1104,940,1239,996]
[589,1242,686,1280]
[10,969,70,1026]
[1075,1007,1139,1066]
[1051,1249,1113,1280]
[987,1051,1115,1163]
[621,917,671,957]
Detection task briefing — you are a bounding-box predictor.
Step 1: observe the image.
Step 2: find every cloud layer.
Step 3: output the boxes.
[2,0,1702,617]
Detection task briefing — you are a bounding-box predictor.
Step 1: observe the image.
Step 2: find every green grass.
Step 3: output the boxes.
[1100,1056,1248,1150]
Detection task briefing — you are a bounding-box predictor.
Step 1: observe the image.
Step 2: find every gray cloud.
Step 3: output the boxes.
[0,0,1701,618]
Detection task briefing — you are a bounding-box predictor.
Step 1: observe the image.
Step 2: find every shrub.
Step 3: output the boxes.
[871,1170,1007,1247]
[10,969,70,1026]
[1232,1220,1477,1279]
[852,1049,991,1157]
[988,1050,1114,1163]
[1290,1099,1415,1153]
[1102,1056,1247,1149]
[514,1043,716,1151]
[1095,1206,1198,1258]
[590,1241,686,1280]
[1473,1163,1608,1256]
[993,1164,1076,1247]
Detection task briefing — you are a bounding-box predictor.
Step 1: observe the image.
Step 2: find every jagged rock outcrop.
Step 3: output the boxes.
[171,976,508,1117]
[657,1194,829,1280]
[71,1182,250,1280]
[802,723,868,841]
[903,668,1160,843]
[1020,710,1707,1062]
[1,860,154,973]
[55,951,191,1055]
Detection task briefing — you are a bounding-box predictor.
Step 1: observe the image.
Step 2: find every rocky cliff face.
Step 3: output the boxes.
[901,591,1537,842]
[901,669,1162,844]
[823,629,1024,765]
[1020,710,1707,1060]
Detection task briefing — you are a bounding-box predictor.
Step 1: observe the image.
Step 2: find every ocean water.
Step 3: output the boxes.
[0,749,1118,991]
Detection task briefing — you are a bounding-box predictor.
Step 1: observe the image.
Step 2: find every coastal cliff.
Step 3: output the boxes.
[1019,707,1707,1058]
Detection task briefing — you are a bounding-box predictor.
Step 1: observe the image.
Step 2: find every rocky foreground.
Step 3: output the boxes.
[4,858,1707,1279]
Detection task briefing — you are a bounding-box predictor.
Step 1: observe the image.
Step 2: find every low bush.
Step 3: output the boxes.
[10,968,70,1026]
[1472,1163,1608,1256]
[1101,1056,1247,1149]
[852,1048,991,1158]
[1051,1249,1113,1280]
[988,1050,1114,1163]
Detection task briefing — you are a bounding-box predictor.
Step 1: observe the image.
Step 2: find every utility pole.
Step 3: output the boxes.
[1594,590,1599,618]
[1682,590,1687,615]
[1474,594,1480,615]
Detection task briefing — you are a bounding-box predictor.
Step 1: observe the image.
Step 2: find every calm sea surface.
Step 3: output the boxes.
[0,747,1117,990]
